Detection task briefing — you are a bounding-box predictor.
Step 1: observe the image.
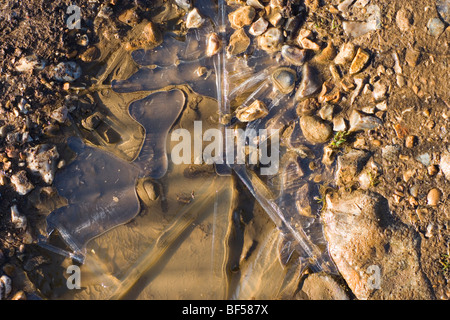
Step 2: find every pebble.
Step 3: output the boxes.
[372,81,388,101]
[381,144,401,161]
[427,165,439,176]
[124,22,163,51]
[227,28,250,56]
[334,42,356,65]
[440,152,450,180]
[186,8,205,29]
[10,170,34,196]
[236,100,269,122]
[258,28,284,53]
[249,17,269,36]
[298,273,349,300]
[405,48,420,67]
[281,45,307,66]
[50,106,68,123]
[143,180,159,201]
[0,275,12,300]
[295,64,322,100]
[396,8,413,32]
[53,61,82,83]
[427,188,442,206]
[80,46,100,62]
[437,0,450,24]
[348,110,382,132]
[228,6,256,29]
[26,144,59,184]
[427,17,445,37]
[416,153,431,166]
[175,0,191,11]
[349,48,370,74]
[405,135,416,148]
[206,33,222,57]
[299,115,332,144]
[11,205,27,230]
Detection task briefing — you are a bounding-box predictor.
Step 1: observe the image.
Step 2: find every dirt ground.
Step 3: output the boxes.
[0,0,448,300]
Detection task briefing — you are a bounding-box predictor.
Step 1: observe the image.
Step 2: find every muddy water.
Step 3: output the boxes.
[41,0,341,300]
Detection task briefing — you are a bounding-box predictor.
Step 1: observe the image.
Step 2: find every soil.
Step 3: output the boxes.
[0,0,448,300]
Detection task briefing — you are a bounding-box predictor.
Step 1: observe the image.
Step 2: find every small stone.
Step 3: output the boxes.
[315,41,336,63]
[249,17,269,36]
[348,110,382,132]
[53,61,82,83]
[382,145,401,161]
[396,8,413,32]
[124,22,162,50]
[427,188,442,206]
[0,275,12,300]
[11,205,27,230]
[334,42,356,65]
[186,8,205,29]
[118,8,139,26]
[405,48,420,67]
[295,64,322,100]
[281,45,307,66]
[80,46,100,62]
[206,33,222,57]
[427,165,439,176]
[333,116,347,132]
[143,180,159,201]
[299,37,320,51]
[228,6,256,29]
[10,171,34,196]
[227,28,250,56]
[300,115,332,144]
[236,100,269,122]
[349,48,370,75]
[298,273,349,300]
[11,291,26,300]
[440,152,450,180]
[50,106,68,123]
[405,135,417,148]
[258,28,284,53]
[26,144,59,184]
[427,18,445,37]
[246,0,264,9]
[416,153,431,166]
[372,81,388,101]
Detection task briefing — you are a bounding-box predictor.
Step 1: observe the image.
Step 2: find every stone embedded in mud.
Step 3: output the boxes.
[258,27,284,53]
[300,115,332,144]
[10,170,34,196]
[186,8,205,29]
[53,61,82,82]
[349,47,370,74]
[295,64,322,100]
[334,42,356,65]
[11,205,27,230]
[227,28,251,57]
[26,144,59,185]
[118,8,139,26]
[228,6,256,29]
[348,110,382,132]
[271,67,297,94]
[427,17,445,37]
[80,46,100,62]
[440,152,450,180]
[125,21,162,51]
[249,17,269,36]
[206,33,222,57]
[50,106,68,123]
[298,273,350,300]
[437,0,450,24]
[281,45,307,66]
[335,149,371,187]
[396,8,413,32]
[322,190,434,300]
[235,100,269,122]
[427,188,442,206]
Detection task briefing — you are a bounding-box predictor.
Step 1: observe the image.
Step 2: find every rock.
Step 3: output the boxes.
[335,149,371,187]
[271,67,297,94]
[246,0,264,9]
[300,115,332,144]
[333,116,347,132]
[427,188,442,206]
[0,275,12,300]
[186,8,205,29]
[295,183,313,217]
[118,8,139,26]
[124,21,163,51]
[381,144,401,162]
[229,6,256,29]
[334,42,356,65]
[257,28,284,53]
[281,45,307,66]
[440,152,450,180]
[236,100,269,122]
[427,17,445,37]
[227,28,250,56]
[11,205,27,230]
[322,190,434,300]
[416,153,431,166]
[15,55,45,72]
[405,135,417,148]
[206,33,222,57]
[25,144,59,184]
[396,8,413,32]
[322,145,336,166]
[427,165,439,176]
[295,64,322,100]
[175,0,192,10]
[298,273,349,300]
[372,81,388,101]
[10,171,34,196]
[249,17,269,36]
[143,179,159,201]
[405,48,420,67]
[80,46,100,62]
[348,110,382,132]
[437,0,450,24]
[299,37,320,51]
[315,41,336,63]
[53,61,82,82]
[50,106,68,123]
[349,48,370,74]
